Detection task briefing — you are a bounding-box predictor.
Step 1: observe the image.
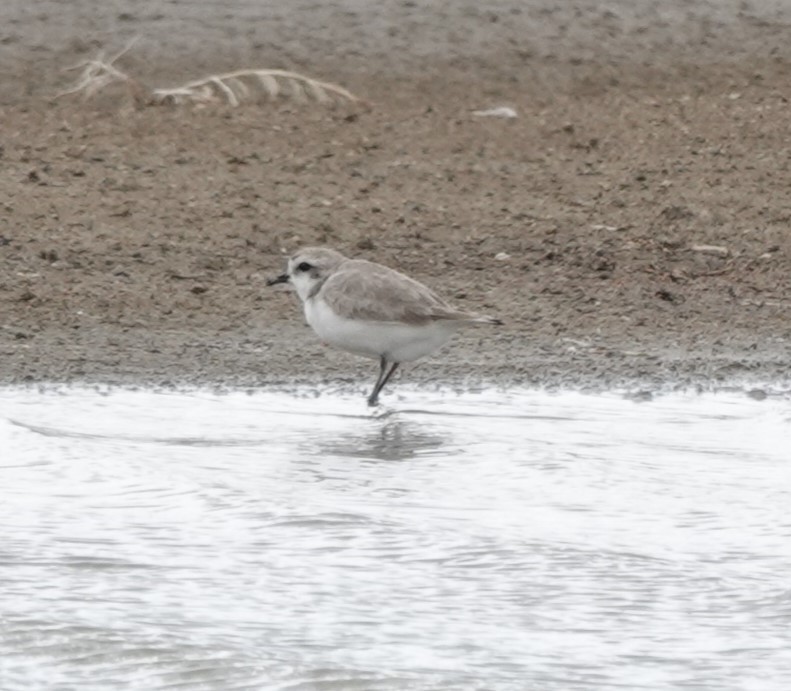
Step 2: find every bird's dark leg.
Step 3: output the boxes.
[367,357,389,407]
[379,361,400,393]
[367,357,400,407]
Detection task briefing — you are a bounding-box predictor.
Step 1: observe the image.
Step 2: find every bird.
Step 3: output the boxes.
[267,247,502,406]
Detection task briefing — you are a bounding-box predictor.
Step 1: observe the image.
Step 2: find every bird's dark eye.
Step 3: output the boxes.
[296,262,312,273]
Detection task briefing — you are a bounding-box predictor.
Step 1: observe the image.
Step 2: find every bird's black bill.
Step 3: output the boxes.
[266,273,290,286]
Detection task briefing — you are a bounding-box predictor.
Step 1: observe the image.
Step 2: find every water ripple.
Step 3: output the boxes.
[1,387,790,690]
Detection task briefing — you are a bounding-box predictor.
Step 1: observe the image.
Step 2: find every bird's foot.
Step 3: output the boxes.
[367,394,380,407]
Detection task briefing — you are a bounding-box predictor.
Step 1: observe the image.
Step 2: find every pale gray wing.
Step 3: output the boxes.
[321,260,461,324]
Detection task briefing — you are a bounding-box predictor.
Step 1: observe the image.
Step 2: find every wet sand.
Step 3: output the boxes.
[2,0,790,392]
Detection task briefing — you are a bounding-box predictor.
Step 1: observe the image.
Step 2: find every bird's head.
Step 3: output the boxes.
[267,247,347,301]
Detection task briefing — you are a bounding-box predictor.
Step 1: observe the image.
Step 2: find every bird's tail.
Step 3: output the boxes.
[472,314,503,326]
[435,308,503,325]
[458,312,503,326]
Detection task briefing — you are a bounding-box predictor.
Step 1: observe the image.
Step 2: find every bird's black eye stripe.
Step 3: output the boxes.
[296,262,312,273]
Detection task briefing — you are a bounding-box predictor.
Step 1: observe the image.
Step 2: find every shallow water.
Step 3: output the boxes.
[1,387,789,690]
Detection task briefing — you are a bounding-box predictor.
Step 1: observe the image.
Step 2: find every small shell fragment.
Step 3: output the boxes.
[472,106,518,119]
[691,244,730,258]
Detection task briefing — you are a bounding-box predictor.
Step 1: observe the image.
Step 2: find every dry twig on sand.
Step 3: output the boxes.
[57,37,147,104]
[56,39,362,108]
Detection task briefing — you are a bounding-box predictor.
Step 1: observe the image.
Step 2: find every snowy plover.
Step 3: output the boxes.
[268,247,502,406]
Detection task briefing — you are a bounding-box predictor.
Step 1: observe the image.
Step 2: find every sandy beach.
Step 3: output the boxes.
[2,0,790,391]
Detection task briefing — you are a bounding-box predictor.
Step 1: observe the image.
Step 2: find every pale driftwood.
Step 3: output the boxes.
[150,69,360,106]
[57,41,362,108]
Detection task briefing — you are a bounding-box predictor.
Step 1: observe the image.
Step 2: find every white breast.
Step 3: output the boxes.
[304,297,458,363]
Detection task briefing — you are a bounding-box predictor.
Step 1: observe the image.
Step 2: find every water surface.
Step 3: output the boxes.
[1,387,789,690]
